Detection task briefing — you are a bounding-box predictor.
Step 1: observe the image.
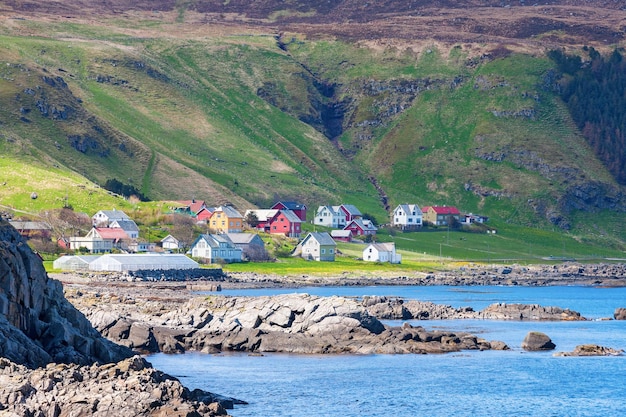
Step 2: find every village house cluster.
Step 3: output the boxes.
[45,199,487,268]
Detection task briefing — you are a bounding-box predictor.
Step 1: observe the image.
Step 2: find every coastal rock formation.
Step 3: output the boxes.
[614,308,626,320]
[0,355,237,416]
[0,220,131,368]
[227,263,626,288]
[359,296,585,321]
[0,220,237,415]
[554,344,624,357]
[78,293,508,355]
[478,303,585,321]
[521,332,556,351]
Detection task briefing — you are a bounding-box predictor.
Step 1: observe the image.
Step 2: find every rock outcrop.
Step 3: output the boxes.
[0,220,236,415]
[0,220,131,368]
[554,344,624,357]
[78,293,508,355]
[521,331,556,351]
[614,308,626,320]
[359,296,585,321]
[478,303,585,321]
[0,355,238,416]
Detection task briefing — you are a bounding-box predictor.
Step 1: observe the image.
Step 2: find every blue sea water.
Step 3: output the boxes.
[148,285,626,417]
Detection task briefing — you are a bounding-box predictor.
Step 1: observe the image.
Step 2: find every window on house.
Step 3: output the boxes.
[409,218,413,223]
[329,249,334,254]
[321,249,325,254]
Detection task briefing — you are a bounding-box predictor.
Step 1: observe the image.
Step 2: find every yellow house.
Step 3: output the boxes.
[209,206,243,233]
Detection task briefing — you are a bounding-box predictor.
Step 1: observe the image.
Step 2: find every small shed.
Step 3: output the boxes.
[88,254,199,272]
[331,230,352,242]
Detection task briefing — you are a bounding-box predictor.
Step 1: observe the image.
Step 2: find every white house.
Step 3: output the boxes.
[70,227,131,253]
[92,209,131,227]
[294,232,336,262]
[190,234,243,263]
[392,204,423,230]
[161,234,181,252]
[363,242,401,264]
[314,206,346,228]
[109,219,140,239]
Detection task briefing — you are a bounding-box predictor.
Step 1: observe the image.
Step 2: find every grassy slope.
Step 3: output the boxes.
[0,18,625,255]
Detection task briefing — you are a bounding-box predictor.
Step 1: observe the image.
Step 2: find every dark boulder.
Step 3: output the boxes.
[614,308,626,320]
[521,331,556,351]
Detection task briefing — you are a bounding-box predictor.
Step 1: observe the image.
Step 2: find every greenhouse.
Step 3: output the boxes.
[88,254,199,272]
[53,255,101,271]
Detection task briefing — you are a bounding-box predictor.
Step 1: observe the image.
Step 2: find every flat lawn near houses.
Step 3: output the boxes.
[222,254,445,277]
[223,221,626,277]
[379,222,626,264]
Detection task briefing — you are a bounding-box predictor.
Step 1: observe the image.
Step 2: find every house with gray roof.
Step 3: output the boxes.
[392,204,423,230]
[363,242,401,264]
[294,232,336,262]
[109,219,140,239]
[190,234,243,263]
[92,209,131,227]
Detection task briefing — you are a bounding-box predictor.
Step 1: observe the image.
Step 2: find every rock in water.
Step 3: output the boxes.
[521,331,556,351]
[614,308,626,320]
[554,344,624,357]
[0,219,132,368]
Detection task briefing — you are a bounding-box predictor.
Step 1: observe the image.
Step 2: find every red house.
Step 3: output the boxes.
[337,204,362,223]
[268,210,302,237]
[344,218,377,236]
[271,201,307,222]
[245,209,302,237]
[195,207,215,223]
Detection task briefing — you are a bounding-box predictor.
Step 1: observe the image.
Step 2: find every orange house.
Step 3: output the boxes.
[209,206,243,233]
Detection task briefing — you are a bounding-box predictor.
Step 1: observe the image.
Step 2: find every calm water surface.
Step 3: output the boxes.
[149,285,626,417]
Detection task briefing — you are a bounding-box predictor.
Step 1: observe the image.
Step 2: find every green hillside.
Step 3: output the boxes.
[0,17,625,249]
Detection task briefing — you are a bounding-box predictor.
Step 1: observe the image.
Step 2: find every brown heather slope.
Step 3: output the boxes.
[1,0,625,47]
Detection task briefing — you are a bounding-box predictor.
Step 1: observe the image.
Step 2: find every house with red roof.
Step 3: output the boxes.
[422,206,461,226]
[69,227,130,253]
[171,200,207,217]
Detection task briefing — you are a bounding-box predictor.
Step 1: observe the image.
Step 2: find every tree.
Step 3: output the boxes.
[168,214,197,253]
[244,211,260,228]
[40,208,91,245]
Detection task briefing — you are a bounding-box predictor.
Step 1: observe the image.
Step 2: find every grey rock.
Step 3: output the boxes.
[0,220,131,368]
[614,308,626,320]
[521,331,556,351]
[554,344,624,357]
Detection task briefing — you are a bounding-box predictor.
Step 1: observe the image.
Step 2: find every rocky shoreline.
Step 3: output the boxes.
[0,221,235,416]
[52,261,626,290]
[3,209,626,416]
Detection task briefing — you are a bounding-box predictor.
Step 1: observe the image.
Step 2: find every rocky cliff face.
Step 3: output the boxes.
[0,220,132,368]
